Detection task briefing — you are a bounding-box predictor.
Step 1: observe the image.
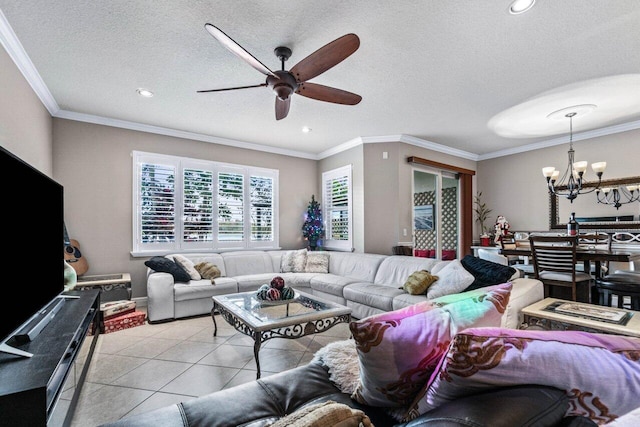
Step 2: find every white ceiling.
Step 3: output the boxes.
[1,1,639,160]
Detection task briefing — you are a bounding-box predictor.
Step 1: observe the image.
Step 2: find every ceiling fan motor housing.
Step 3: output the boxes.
[267,70,298,101]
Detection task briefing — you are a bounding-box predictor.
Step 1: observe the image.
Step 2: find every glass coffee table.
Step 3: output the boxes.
[211,289,352,379]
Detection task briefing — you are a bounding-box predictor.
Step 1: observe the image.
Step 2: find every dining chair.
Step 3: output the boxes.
[500,233,534,276]
[576,232,612,277]
[529,235,593,302]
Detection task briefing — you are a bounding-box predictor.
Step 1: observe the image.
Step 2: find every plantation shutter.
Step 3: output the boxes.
[250,175,274,241]
[218,171,244,242]
[140,162,176,244]
[183,168,214,243]
[322,165,353,251]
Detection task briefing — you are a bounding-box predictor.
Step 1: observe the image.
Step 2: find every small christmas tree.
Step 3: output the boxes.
[302,195,324,250]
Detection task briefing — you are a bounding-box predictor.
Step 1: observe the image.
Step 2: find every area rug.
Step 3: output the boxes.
[312,339,360,395]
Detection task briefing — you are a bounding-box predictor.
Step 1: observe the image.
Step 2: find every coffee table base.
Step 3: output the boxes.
[212,304,351,379]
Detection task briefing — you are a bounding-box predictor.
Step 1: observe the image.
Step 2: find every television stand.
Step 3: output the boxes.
[0,289,100,426]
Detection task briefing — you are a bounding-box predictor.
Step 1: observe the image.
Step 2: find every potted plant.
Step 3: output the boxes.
[473,192,493,246]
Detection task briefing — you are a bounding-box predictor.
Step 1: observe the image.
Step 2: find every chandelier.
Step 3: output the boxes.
[596,184,640,210]
[542,110,606,202]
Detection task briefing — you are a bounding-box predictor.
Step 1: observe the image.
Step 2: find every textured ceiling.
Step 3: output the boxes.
[1,1,639,158]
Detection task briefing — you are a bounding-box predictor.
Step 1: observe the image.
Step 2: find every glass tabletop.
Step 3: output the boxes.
[213,289,351,331]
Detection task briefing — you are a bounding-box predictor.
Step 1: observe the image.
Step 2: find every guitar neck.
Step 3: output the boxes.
[63,221,71,246]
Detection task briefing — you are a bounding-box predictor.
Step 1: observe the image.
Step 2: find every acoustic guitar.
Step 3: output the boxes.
[64,222,89,275]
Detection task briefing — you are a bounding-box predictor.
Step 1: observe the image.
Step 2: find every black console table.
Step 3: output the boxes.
[0,289,100,426]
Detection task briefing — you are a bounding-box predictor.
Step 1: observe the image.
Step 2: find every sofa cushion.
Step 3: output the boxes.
[348,283,512,408]
[281,249,308,273]
[460,255,517,291]
[402,270,439,295]
[194,262,221,280]
[172,254,202,280]
[410,327,640,424]
[145,256,191,283]
[305,251,330,273]
[426,259,475,299]
[221,251,276,277]
[343,283,405,312]
[310,274,360,298]
[174,279,237,301]
[328,252,387,282]
[373,256,439,287]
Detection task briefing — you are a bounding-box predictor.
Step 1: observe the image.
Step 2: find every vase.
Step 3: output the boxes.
[308,240,318,251]
[480,236,491,247]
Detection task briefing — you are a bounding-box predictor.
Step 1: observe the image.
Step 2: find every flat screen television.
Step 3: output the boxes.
[0,146,65,357]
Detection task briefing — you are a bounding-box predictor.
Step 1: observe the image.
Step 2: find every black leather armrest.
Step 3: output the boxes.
[397,385,570,427]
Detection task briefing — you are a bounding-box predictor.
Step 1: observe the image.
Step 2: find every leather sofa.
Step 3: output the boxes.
[146,250,543,328]
[101,358,596,427]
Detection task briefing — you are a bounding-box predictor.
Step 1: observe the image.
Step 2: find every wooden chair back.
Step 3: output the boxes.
[529,235,591,301]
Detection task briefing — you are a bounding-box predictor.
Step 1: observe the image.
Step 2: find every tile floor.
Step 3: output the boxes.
[51,307,352,426]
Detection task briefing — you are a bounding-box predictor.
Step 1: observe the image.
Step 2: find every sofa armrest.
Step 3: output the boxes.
[501,277,544,329]
[147,272,177,322]
[398,385,571,427]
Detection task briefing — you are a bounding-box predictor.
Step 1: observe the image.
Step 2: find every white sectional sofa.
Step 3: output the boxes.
[145,250,544,328]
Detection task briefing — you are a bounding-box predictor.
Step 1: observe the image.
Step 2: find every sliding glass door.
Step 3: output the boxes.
[412,169,460,260]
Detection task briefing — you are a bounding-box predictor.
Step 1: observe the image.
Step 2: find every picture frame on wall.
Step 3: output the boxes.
[414,204,434,230]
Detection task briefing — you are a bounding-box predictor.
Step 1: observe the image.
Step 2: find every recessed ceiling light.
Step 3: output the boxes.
[302,126,312,133]
[509,0,535,14]
[136,88,154,98]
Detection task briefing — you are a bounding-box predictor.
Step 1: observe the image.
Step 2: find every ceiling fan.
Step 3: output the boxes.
[198,24,362,120]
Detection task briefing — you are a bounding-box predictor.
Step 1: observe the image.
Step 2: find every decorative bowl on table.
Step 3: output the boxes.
[255,276,296,303]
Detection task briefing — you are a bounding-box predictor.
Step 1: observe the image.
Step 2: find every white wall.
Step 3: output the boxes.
[0,44,52,174]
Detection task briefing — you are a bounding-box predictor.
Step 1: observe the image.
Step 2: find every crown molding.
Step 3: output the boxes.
[0,10,59,115]
[478,118,640,160]
[54,110,319,160]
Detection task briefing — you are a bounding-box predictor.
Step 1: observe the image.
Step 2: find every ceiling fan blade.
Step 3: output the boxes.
[197,83,267,93]
[290,34,360,82]
[205,24,277,78]
[275,97,291,120]
[296,82,362,105]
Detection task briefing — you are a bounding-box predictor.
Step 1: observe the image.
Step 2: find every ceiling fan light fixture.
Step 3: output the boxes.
[509,0,536,15]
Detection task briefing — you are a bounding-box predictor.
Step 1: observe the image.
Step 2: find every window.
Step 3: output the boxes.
[322,165,353,251]
[133,152,278,254]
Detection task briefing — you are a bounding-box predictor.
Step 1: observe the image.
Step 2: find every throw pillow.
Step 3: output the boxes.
[268,400,373,427]
[194,262,221,280]
[348,282,512,408]
[460,255,517,291]
[408,327,640,424]
[305,251,329,273]
[280,249,308,273]
[426,259,475,299]
[172,254,201,281]
[402,270,439,295]
[144,256,191,283]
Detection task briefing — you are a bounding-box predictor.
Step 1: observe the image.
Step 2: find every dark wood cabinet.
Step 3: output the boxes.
[0,289,100,426]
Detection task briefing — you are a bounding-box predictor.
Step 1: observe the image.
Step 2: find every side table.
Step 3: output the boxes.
[75,273,132,302]
[521,298,640,338]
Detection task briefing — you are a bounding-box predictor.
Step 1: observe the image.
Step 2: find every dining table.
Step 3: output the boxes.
[500,246,640,303]
[499,247,640,279]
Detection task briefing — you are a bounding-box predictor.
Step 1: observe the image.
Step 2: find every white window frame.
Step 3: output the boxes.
[132,151,279,255]
[322,164,353,252]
